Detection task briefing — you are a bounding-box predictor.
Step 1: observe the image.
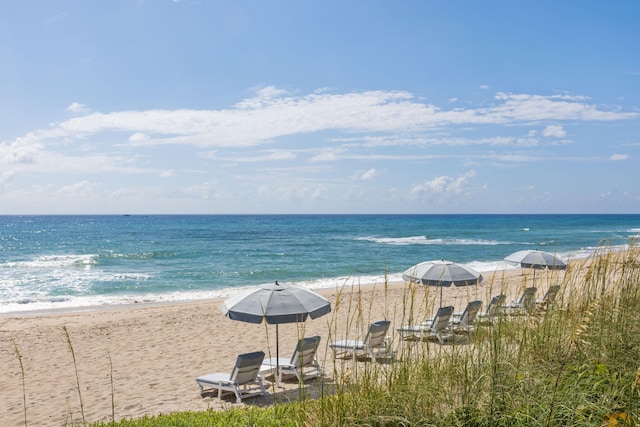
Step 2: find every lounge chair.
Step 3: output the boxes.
[196,351,267,404]
[260,335,322,383]
[330,320,392,362]
[503,287,537,315]
[476,294,507,324]
[451,300,483,333]
[396,306,454,344]
[536,285,560,310]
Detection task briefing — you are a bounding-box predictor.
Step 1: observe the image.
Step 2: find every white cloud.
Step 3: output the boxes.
[357,135,515,148]
[420,175,450,193]
[516,136,540,146]
[599,191,614,200]
[211,150,297,163]
[542,125,566,138]
[311,148,345,162]
[57,180,97,197]
[20,88,635,152]
[0,169,17,187]
[480,85,490,90]
[258,183,327,202]
[182,181,221,200]
[0,137,43,164]
[490,93,635,122]
[66,102,90,114]
[357,168,377,180]
[129,132,150,143]
[235,86,291,109]
[411,170,477,195]
[609,153,629,161]
[484,154,539,162]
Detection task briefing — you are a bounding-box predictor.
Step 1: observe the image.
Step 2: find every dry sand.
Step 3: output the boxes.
[0,266,570,427]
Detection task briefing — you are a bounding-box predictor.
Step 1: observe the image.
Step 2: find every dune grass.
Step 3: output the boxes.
[27,244,640,426]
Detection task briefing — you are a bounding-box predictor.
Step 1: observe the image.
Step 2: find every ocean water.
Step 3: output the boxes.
[1,214,639,314]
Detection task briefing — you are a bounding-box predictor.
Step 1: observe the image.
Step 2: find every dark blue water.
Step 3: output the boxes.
[1,214,638,313]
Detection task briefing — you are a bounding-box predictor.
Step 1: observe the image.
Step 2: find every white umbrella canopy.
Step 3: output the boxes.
[221,281,331,385]
[504,250,567,270]
[402,259,483,306]
[222,281,331,324]
[504,249,567,285]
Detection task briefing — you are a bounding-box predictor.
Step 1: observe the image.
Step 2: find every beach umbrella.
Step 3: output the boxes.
[504,249,566,284]
[221,281,331,386]
[402,259,483,307]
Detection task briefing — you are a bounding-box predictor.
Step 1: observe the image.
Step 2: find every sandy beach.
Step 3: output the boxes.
[0,265,569,427]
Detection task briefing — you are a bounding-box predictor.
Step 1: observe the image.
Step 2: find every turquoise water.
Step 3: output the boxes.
[1,214,638,313]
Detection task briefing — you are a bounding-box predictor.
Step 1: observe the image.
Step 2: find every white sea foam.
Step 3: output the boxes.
[0,274,405,314]
[0,253,154,314]
[7,254,98,269]
[628,228,640,238]
[356,236,518,246]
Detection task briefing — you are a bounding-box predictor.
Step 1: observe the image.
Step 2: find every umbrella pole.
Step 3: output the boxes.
[275,324,280,388]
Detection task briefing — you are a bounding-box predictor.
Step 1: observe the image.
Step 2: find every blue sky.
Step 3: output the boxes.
[1,1,639,214]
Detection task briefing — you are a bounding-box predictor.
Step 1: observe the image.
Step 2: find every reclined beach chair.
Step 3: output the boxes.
[396,305,454,344]
[196,351,267,404]
[260,335,322,383]
[450,300,483,334]
[536,285,561,310]
[503,287,537,315]
[476,294,507,324]
[330,320,392,362]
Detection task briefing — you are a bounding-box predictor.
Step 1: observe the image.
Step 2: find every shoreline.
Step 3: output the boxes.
[0,256,581,317]
[0,265,514,318]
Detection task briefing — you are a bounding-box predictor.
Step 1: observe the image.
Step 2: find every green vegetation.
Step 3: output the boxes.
[24,246,640,426]
[90,405,301,427]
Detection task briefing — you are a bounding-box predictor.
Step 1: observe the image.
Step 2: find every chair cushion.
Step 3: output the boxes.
[330,340,365,350]
[196,372,232,385]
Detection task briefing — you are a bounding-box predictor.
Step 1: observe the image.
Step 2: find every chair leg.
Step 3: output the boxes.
[258,377,267,397]
[435,331,443,344]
